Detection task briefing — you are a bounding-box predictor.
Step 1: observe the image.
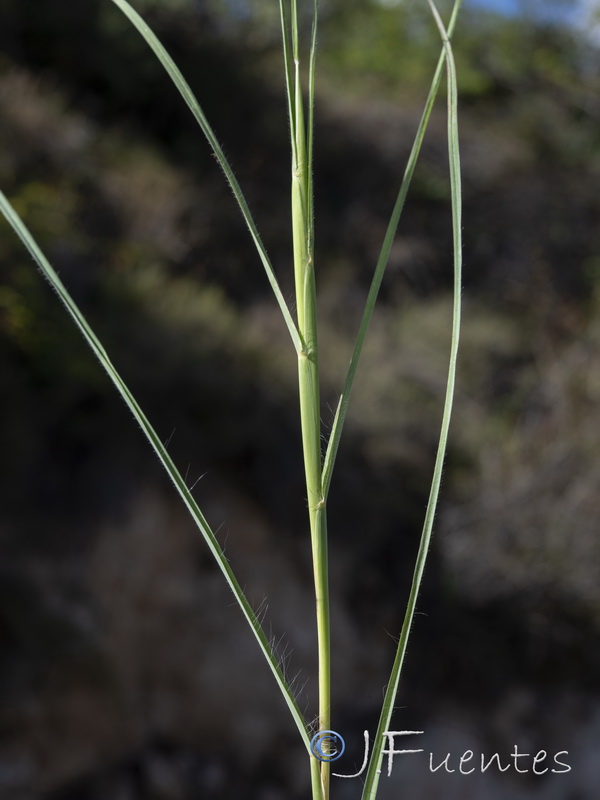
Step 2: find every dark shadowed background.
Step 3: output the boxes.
[1,0,600,798]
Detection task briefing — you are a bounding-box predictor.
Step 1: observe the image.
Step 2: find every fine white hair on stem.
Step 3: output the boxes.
[189,471,208,493]
[163,428,176,448]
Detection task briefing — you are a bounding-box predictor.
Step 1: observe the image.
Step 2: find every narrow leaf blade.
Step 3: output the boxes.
[0,188,311,752]
[109,0,302,353]
[321,0,462,499]
[360,2,463,797]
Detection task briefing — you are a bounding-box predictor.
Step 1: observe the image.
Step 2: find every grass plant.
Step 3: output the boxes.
[0,1,462,798]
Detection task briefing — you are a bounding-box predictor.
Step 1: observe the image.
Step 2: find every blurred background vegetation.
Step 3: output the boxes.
[1,0,600,798]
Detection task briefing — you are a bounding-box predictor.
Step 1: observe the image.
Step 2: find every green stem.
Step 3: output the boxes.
[310,757,326,800]
[284,2,330,796]
[293,78,330,800]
